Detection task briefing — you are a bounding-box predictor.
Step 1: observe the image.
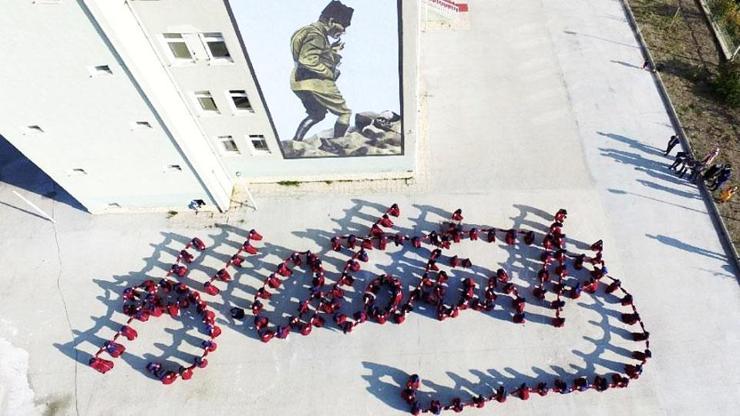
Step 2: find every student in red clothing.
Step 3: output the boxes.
[429,400,443,415]
[574,377,590,392]
[632,349,652,362]
[553,379,570,394]
[401,388,416,404]
[621,313,640,325]
[450,397,464,412]
[495,385,507,402]
[89,356,115,374]
[514,383,530,400]
[406,374,420,390]
[555,208,567,223]
[632,331,649,341]
[594,375,609,392]
[513,295,526,313]
[625,364,643,379]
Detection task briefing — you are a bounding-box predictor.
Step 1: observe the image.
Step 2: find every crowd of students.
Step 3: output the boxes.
[90,203,650,411]
[666,136,735,202]
[89,230,264,384]
[89,237,221,384]
[242,204,649,414]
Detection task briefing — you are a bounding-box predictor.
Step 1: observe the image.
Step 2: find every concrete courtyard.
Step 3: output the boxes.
[1,0,739,415]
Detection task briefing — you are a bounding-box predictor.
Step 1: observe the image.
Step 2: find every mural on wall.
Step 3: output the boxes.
[228,0,403,159]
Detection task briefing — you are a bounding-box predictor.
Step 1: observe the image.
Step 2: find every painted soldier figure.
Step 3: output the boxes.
[290,1,354,141]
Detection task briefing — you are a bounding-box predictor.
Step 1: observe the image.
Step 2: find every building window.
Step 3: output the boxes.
[217,136,241,155]
[228,90,253,112]
[201,32,231,60]
[25,125,44,134]
[163,33,193,61]
[194,91,219,113]
[250,135,270,154]
[131,121,152,130]
[89,65,113,77]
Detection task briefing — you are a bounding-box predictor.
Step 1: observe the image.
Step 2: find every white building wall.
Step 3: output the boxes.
[127,0,420,182]
[1,0,420,214]
[0,0,223,213]
[127,0,282,179]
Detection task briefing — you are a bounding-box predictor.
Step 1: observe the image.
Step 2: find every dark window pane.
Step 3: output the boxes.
[252,139,269,151]
[233,96,252,111]
[208,41,230,59]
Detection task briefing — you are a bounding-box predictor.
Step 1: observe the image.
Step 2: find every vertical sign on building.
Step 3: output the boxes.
[227,0,404,159]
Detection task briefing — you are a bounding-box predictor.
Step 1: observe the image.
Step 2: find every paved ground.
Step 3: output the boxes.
[1,0,739,415]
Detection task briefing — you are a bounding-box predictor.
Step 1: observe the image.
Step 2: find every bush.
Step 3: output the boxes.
[712,60,740,107]
[708,0,740,43]
[708,0,735,17]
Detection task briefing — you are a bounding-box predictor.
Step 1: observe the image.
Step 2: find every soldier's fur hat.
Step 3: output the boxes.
[320,1,354,27]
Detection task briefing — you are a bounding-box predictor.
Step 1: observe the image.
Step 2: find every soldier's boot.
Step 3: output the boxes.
[333,122,349,139]
[293,117,321,141]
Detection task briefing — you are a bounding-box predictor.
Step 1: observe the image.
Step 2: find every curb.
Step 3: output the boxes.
[618,0,740,277]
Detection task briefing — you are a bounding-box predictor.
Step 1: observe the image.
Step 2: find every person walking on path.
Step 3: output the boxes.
[669,151,688,171]
[701,146,720,166]
[717,185,737,203]
[664,135,680,155]
[710,165,732,191]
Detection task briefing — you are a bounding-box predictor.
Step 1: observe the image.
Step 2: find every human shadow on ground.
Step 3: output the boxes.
[562,30,639,49]
[596,131,713,206]
[597,131,666,157]
[636,179,701,200]
[645,233,728,262]
[610,60,643,70]
[0,134,87,213]
[607,188,707,215]
[361,287,641,410]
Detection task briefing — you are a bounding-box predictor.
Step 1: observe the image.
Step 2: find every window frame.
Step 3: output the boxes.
[227,90,254,114]
[249,134,271,155]
[200,32,232,63]
[162,33,195,63]
[217,135,241,156]
[193,90,220,115]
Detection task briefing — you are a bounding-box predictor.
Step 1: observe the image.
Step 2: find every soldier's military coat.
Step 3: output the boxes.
[290,21,352,122]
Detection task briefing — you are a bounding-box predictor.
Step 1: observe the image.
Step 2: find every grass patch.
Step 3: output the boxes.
[712,60,740,107]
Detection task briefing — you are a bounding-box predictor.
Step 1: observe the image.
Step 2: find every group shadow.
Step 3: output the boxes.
[361,287,639,411]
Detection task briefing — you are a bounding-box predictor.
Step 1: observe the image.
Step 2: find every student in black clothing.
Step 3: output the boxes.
[664,134,680,155]
[669,151,688,170]
[703,163,723,181]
